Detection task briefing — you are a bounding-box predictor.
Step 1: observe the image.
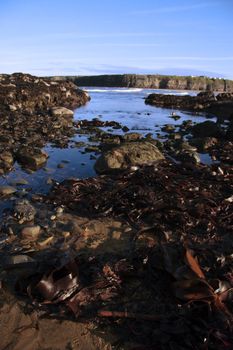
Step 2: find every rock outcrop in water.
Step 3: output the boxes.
[145,91,233,119]
[53,74,233,92]
[95,141,165,174]
[0,73,90,173]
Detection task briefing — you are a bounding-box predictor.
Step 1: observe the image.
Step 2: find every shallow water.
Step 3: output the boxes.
[0,87,213,202]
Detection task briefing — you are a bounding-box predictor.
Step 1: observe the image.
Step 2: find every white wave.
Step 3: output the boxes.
[85,88,143,93]
[166,92,189,96]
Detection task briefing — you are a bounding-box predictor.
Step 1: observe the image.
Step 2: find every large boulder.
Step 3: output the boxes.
[95,141,164,174]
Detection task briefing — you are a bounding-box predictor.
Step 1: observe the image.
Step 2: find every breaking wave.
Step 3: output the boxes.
[85,88,143,93]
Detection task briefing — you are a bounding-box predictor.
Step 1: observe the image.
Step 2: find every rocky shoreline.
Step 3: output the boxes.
[145,91,233,120]
[0,73,90,174]
[0,75,233,349]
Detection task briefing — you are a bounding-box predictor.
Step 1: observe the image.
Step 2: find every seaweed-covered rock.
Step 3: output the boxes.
[95,142,164,173]
[190,121,222,138]
[145,92,233,119]
[0,73,89,114]
[190,137,218,151]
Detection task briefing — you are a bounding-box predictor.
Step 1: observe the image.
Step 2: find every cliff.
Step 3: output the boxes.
[52,74,233,92]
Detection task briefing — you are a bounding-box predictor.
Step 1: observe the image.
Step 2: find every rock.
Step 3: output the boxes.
[190,121,222,138]
[50,107,74,117]
[0,185,17,196]
[4,254,35,266]
[169,133,182,140]
[101,135,121,145]
[190,137,218,151]
[14,199,36,223]
[10,178,29,186]
[84,146,100,153]
[161,124,175,133]
[179,142,197,152]
[178,151,200,164]
[122,126,129,132]
[123,132,141,141]
[21,225,41,240]
[57,163,65,168]
[0,151,14,173]
[145,91,233,119]
[16,148,48,169]
[95,142,164,174]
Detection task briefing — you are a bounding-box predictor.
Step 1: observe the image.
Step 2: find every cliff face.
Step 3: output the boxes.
[64,74,233,92]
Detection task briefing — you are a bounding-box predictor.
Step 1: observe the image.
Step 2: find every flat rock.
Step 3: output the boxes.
[0,185,17,196]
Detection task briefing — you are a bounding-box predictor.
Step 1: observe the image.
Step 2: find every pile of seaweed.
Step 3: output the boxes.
[2,161,233,349]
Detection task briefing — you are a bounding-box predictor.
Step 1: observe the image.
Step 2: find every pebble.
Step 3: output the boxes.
[56,207,63,214]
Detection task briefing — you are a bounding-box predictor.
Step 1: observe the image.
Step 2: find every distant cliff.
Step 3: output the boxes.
[51,74,233,92]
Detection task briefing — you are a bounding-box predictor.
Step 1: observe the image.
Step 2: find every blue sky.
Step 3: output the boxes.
[0,0,233,77]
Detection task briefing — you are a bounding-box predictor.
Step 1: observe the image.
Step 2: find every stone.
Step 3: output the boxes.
[0,185,17,196]
[190,137,218,151]
[95,141,164,174]
[178,151,200,164]
[51,107,74,117]
[161,124,175,133]
[179,142,197,152]
[190,121,222,138]
[169,133,182,140]
[14,199,36,223]
[123,132,141,141]
[0,151,14,173]
[16,148,48,169]
[21,225,41,240]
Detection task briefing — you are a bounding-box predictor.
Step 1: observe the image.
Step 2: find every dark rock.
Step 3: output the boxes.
[190,137,218,151]
[145,92,233,119]
[122,126,130,132]
[190,121,222,138]
[16,148,48,169]
[161,124,175,133]
[177,151,201,164]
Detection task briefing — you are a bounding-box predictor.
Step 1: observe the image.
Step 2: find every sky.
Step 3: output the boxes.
[0,0,233,78]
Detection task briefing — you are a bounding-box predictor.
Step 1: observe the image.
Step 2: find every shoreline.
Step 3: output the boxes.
[0,73,232,349]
